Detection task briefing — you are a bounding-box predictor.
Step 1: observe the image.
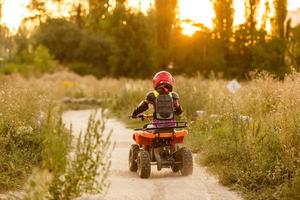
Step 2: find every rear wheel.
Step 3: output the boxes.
[171,163,180,173]
[137,150,151,178]
[174,147,193,176]
[171,145,180,172]
[129,144,140,172]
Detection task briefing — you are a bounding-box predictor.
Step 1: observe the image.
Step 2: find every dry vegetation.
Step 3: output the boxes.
[1,71,300,199]
[0,72,112,199]
[84,72,300,200]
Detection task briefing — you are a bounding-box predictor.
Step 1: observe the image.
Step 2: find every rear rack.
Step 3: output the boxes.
[134,121,188,131]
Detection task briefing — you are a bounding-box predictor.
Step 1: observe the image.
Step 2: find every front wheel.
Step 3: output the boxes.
[137,150,151,178]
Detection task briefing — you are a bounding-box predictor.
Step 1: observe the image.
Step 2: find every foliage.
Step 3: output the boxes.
[49,112,113,199]
[86,0,109,31]
[2,66,300,199]
[289,25,300,69]
[23,168,53,200]
[181,74,300,199]
[2,0,297,78]
[0,45,57,76]
[26,0,48,25]
[33,45,57,73]
[33,18,111,77]
[171,29,226,76]
[154,0,177,67]
[0,72,113,198]
[107,4,159,78]
[272,0,288,39]
[33,19,82,61]
[213,0,234,43]
[0,74,70,190]
[68,72,300,199]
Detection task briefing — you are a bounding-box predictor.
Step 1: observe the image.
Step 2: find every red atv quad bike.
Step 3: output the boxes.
[128,114,193,178]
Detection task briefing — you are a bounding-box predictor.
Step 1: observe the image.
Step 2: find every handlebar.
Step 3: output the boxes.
[129,114,153,121]
[138,114,153,120]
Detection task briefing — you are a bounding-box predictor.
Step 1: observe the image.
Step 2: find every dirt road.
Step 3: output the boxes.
[62,110,242,200]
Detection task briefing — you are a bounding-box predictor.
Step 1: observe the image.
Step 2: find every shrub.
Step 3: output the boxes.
[32,45,57,73]
[0,74,69,191]
[49,112,113,199]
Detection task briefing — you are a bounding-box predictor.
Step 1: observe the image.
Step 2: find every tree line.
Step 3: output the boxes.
[1,0,300,79]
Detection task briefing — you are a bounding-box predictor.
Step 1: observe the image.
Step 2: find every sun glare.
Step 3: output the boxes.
[127,0,153,13]
[289,0,300,11]
[181,23,201,36]
[179,0,214,27]
[2,0,30,32]
[1,0,300,35]
[178,0,214,36]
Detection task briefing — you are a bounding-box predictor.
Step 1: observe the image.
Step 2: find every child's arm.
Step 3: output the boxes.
[131,100,149,118]
[173,92,183,115]
[131,92,154,118]
[174,100,183,115]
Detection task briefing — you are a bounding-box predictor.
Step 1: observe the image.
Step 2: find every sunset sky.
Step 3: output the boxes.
[2,0,300,35]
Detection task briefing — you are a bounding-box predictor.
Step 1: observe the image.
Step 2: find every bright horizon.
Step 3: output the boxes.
[2,0,300,35]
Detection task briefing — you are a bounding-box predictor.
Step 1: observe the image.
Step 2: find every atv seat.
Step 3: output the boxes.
[134,121,187,132]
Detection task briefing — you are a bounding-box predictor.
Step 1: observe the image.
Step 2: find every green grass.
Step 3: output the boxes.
[2,70,300,199]
[0,73,70,191]
[81,72,300,200]
[0,72,114,198]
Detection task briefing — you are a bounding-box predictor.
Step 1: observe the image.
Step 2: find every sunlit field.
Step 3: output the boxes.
[83,72,300,199]
[1,71,300,198]
[1,0,300,199]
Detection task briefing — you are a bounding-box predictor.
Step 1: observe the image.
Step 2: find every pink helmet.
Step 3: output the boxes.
[153,71,174,90]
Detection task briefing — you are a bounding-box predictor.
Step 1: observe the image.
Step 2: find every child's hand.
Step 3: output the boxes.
[131,113,138,119]
[174,100,180,108]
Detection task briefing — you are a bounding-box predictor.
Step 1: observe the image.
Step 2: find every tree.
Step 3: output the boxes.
[289,25,300,69]
[155,0,178,68]
[0,0,2,23]
[70,2,86,28]
[0,0,3,57]
[213,0,234,43]
[228,0,261,77]
[260,0,271,31]
[26,0,48,25]
[14,26,30,59]
[87,0,110,31]
[0,25,13,60]
[50,0,65,15]
[273,0,288,39]
[252,37,287,76]
[244,0,260,46]
[212,0,234,75]
[171,28,226,77]
[34,18,111,77]
[107,4,158,78]
[34,19,82,61]
[271,0,288,71]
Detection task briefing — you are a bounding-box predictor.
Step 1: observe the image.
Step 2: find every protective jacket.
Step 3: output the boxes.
[132,89,183,119]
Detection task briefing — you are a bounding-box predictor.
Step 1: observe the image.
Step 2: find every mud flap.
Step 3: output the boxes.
[154,147,162,171]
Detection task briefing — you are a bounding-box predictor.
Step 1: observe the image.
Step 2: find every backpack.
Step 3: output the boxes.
[153,90,174,120]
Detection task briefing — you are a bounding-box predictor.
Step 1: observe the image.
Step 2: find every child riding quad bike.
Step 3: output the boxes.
[129,71,193,178]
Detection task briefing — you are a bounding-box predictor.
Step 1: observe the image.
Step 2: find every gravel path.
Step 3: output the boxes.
[62,109,242,200]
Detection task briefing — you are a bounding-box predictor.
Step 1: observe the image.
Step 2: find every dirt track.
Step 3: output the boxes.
[62,110,242,200]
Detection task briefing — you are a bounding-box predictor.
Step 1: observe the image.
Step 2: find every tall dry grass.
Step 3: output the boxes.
[0,71,115,198]
[77,72,300,199]
[0,73,72,191]
[2,70,300,199]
